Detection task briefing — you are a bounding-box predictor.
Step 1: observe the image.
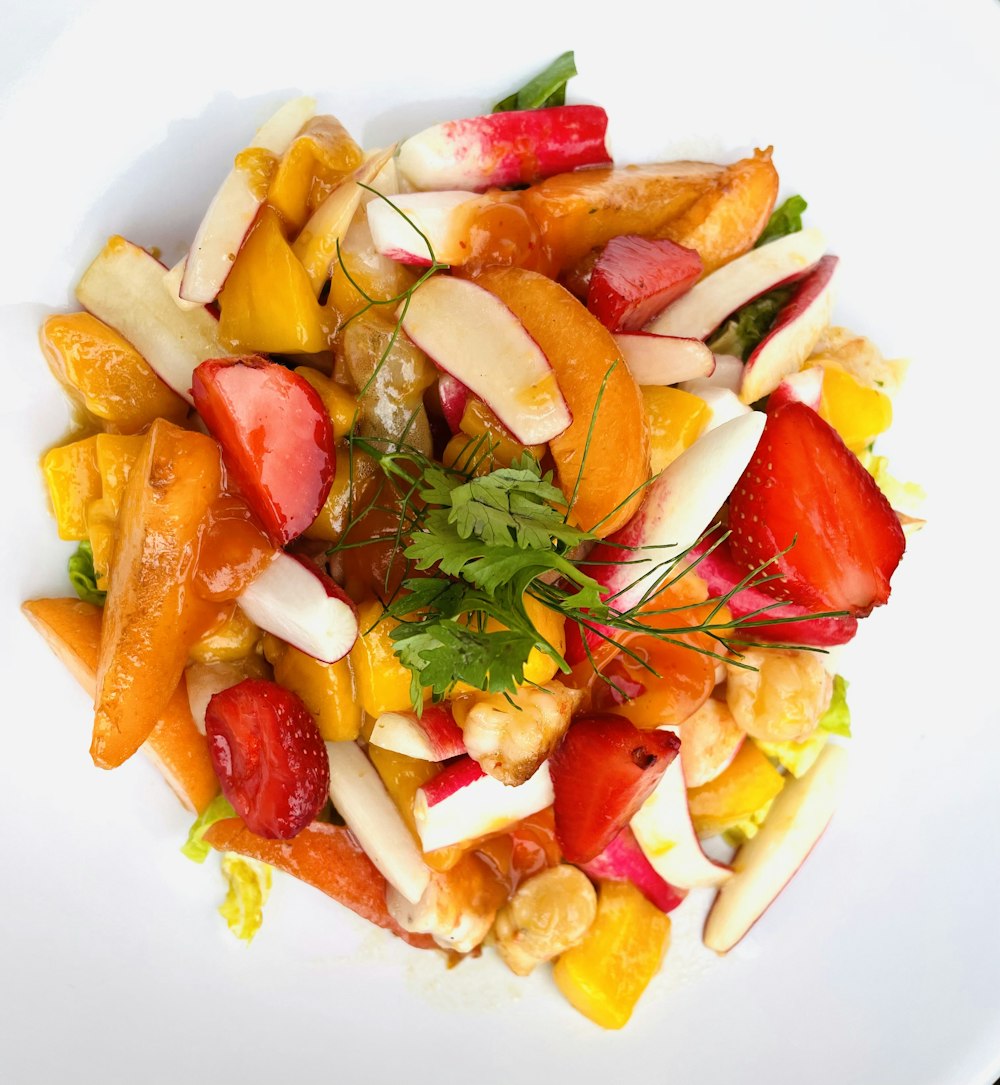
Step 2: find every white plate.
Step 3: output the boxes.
[2,2,999,1083]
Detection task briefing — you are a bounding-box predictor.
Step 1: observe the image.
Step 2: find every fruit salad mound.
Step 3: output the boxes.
[25,52,920,1029]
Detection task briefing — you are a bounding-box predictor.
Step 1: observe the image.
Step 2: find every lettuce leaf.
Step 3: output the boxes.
[818,674,851,737]
[708,285,794,362]
[755,731,829,778]
[755,194,808,247]
[181,793,236,864]
[219,854,271,944]
[722,797,776,847]
[493,51,577,113]
[68,541,106,607]
[864,454,926,517]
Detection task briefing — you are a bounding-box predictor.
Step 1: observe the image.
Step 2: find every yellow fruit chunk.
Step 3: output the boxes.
[294,367,358,439]
[687,740,786,837]
[553,880,670,1030]
[305,446,379,544]
[42,436,101,540]
[267,115,363,233]
[264,634,361,742]
[218,206,330,353]
[189,606,261,664]
[818,364,893,453]
[458,398,546,468]
[40,312,187,433]
[641,386,709,474]
[87,434,145,588]
[522,594,566,686]
[349,598,420,716]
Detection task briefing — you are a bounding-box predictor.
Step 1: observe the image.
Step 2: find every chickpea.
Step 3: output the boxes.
[725,648,833,743]
[492,865,597,977]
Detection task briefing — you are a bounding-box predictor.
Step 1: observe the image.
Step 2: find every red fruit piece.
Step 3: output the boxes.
[192,356,335,546]
[728,401,906,616]
[205,678,330,839]
[550,714,680,864]
[587,235,702,332]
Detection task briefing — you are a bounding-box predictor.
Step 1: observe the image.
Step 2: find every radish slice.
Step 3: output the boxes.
[325,742,431,905]
[180,96,316,303]
[76,236,227,403]
[680,353,744,395]
[238,552,358,664]
[184,662,245,735]
[631,755,732,889]
[767,366,825,413]
[367,190,479,266]
[401,275,571,445]
[578,827,687,913]
[613,333,715,386]
[162,257,201,312]
[436,372,473,434]
[369,705,467,762]
[414,757,554,852]
[397,105,611,192]
[646,228,827,341]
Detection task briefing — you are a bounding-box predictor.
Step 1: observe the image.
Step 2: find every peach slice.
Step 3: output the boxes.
[474,267,649,537]
[686,739,786,838]
[93,420,224,769]
[22,598,218,813]
[202,818,435,950]
[680,697,746,787]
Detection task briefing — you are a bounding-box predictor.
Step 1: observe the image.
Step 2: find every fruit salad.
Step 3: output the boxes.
[24,53,920,1029]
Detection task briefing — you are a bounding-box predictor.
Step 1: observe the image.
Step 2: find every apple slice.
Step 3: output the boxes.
[76,236,228,403]
[293,144,397,294]
[400,275,572,445]
[192,357,335,546]
[645,228,827,340]
[238,552,358,664]
[367,190,480,267]
[413,757,554,853]
[369,704,467,762]
[631,755,732,889]
[613,333,715,386]
[739,256,839,404]
[325,741,431,905]
[162,257,202,312]
[687,529,858,647]
[766,366,824,413]
[436,372,472,434]
[565,411,765,664]
[397,105,611,192]
[180,96,315,303]
[578,826,687,914]
[703,743,848,953]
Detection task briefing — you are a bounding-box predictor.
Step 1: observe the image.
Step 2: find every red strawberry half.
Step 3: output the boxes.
[587,235,702,332]
[550,714,680,864]
[728,401,905,616]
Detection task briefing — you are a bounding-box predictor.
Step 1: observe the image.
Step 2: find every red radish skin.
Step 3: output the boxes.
[205,678,330,840]
[437,373,473,434]
[578,826,687,914]
[728,402,906,616]
[767,366,824,412]
[192,357,335,546]
[550,714,681,864]
[369,704,467,762]
[689,529,858,647]
[421,756,488,807]
[238,552,359,664]
[397,106,611,192]
[740,255,839,404]
[588,235,702,332]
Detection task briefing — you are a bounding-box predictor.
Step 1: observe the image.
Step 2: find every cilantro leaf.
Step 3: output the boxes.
[68,541,106,606]
[493,51,578,113]
[755,194,808,247]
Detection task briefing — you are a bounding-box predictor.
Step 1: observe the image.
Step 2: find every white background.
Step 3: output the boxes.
[1,1,998,1083]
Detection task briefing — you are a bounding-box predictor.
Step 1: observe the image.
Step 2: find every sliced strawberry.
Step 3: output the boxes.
[550,714,680,864]
[192,356,334,546]
[690,527,858,646]
[587,235,702,332]
[205,678,330,839]
[728,402,905,616]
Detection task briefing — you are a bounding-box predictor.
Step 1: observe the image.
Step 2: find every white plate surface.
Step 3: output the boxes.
[1,2,998,1083]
